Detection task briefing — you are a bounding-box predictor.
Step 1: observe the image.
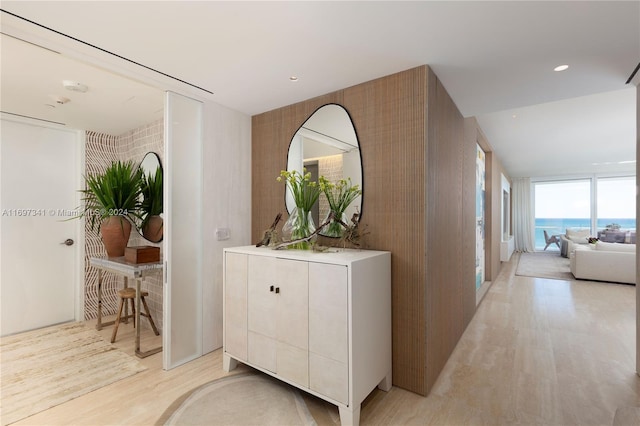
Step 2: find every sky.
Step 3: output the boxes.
[535,177,635,219]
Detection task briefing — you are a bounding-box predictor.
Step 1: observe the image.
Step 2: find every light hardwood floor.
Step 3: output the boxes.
[12,253,640,425]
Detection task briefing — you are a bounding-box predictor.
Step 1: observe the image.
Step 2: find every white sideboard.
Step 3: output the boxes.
[223,246,392,426]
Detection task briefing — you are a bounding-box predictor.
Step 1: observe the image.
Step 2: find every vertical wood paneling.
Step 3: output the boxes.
[425,69,466,392]
[343,68,427,394]
[251,65,479,396]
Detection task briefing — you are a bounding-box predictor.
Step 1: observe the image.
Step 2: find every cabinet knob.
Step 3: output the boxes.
[270,285,274,292]
[275,287,280,294]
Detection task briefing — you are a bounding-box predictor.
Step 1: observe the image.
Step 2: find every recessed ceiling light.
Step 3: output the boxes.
[511,114,517,119]
[554,64,569,72]
[289,76,299,82]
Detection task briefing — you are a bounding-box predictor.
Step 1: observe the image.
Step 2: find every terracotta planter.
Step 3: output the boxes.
[100,216,132,257]
[142,215,163,243]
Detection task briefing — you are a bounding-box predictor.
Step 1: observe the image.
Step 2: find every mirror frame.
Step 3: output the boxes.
[138,151,163,243]
[285,103,364,229]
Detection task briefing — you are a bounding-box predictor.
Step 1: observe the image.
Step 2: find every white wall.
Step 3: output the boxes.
[202,101,252,353]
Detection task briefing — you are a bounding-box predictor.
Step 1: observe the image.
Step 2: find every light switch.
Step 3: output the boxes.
[216,227,230,241]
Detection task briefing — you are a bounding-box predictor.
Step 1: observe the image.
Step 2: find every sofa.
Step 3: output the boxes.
[570,241,636,284]
[560,228,591,258]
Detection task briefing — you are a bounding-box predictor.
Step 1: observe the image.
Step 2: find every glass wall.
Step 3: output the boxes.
[533,176,636,250]
[596,176,636,231]
[534,180,591,250]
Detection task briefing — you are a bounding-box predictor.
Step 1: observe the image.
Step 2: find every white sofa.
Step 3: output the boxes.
[570,241,636,284]
[560,228,591,258]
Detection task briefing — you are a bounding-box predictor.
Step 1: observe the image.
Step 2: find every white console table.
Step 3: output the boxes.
[90,256,163,358]
[223,246,392,426]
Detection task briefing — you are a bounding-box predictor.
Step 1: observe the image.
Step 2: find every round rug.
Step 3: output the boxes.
[160,373,317,425]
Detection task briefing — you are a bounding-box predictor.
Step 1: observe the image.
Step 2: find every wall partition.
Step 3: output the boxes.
[164,91,203,369]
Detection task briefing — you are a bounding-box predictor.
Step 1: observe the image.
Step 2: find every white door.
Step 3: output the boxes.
[164,91,203,369]
[0,118,81,336]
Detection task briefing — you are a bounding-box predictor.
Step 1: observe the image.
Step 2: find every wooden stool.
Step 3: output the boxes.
[111,287,160,343]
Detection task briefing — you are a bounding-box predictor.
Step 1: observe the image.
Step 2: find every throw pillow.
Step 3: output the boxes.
[566,228,590,241]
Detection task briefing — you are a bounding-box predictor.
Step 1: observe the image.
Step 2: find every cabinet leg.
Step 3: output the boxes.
[338,405,360,426]
[378,371,392,392]
[223,353,238,373]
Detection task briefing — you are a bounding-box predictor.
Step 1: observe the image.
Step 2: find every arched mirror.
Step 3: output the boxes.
[286,104,362,236]
[138,152,163,243]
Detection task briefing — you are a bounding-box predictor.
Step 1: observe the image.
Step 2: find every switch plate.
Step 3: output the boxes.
[216,227,230,241]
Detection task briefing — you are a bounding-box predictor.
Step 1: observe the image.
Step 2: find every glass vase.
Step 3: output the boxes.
[319,209,348,238]
[282,207,316,249]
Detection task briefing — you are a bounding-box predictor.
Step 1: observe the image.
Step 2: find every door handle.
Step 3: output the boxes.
[61,238,74,246]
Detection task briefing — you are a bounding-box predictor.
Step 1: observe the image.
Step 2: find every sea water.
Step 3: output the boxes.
[534,218,636,250]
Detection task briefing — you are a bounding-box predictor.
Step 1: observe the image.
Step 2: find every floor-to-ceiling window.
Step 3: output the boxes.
[533,176,636,250]
[596,176,636,231]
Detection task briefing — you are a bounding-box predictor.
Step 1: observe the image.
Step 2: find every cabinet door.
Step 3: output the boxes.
[276,259,309,386]
[247,256,278,338]
[247,255,278,371]
[277,259,308,350]
[224,252,247,361]
[309,262,348,404]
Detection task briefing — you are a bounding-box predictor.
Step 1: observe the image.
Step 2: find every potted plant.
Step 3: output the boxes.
[277,168,321,249]
[140,166,163,242]
[318,176,362,238]
[80,160,143,257]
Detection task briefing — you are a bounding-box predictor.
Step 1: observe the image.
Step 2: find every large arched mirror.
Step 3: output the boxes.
[286,104,362,235]
[138,152,163,243]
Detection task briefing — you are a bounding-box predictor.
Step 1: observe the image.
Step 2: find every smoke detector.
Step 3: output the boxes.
[62,80,88,93]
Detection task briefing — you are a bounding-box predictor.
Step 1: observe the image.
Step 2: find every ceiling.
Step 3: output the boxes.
[1,1,638,178]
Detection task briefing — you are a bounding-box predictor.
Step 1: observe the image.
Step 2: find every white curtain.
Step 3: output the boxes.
[513,177,535,252]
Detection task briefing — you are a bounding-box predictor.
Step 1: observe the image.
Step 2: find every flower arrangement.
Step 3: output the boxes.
[318,176,362,237]
[274,170,363,248]
[277,169,321,248]
[277,169,320,211]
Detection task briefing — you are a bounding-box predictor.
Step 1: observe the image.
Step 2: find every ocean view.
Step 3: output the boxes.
[534,218,636,250]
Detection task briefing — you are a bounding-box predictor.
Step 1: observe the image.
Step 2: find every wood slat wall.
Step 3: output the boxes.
[252,65,480,396]
[424,68,471,392]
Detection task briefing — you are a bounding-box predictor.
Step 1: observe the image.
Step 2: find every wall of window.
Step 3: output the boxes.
[533,176,636,250]
[596,176,636,230]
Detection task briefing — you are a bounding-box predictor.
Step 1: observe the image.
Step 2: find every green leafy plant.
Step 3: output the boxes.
[79,160,143,232]
[277,169,321,249]
[277,169,320,211]
[318,176,361,215]
[140,167,163,229]
[318,176,362,237]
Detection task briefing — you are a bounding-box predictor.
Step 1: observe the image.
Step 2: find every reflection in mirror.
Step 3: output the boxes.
[286,104,362,235]
[139,152,163,243]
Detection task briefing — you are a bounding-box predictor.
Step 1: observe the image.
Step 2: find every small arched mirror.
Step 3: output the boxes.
[138,152,163,243]
[286,104,362,236]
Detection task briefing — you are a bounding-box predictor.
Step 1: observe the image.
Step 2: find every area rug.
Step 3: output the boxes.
[515,251,573,281]
[0,321,146,425]
[159,372,317,425]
